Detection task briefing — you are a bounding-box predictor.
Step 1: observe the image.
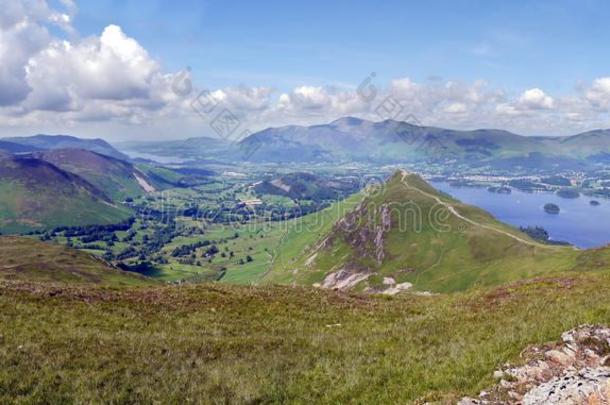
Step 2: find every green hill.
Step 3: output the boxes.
[254,172,359,201]
[264,171,580,292]
[0,155,131,233]
[0,237,150,285]
[33,149,156,201]
[3,183,610,402]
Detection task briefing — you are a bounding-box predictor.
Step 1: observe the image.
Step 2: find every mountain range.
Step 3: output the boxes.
[1,134,127,160]
[119,117,610,168]
[239,117,610,166]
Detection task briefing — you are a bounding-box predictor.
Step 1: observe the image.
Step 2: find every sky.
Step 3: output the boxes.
[3,0,610,140]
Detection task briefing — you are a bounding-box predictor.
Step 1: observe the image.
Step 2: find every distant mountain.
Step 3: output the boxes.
[238,117,610,167]
[119,136,231,162]
[0,154,131,233]
[32,149,156,200]
[254,172,359,201]
[2,134,128,160]
[117,117,610,168]
[0,140,42,154]
[264,171,578,292]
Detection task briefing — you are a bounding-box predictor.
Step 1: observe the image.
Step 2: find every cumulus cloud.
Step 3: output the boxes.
[585,77,610,109]
[518,88,555,110]
[24,24,162,112]
[0,1,188,131]
[3,0,610,139]
[211,86,273,112]
[0,9,50,105]
[276,86,368,118]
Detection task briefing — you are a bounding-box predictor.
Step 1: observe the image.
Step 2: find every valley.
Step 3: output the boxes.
[3,127,610,403]
[7,1,610,402]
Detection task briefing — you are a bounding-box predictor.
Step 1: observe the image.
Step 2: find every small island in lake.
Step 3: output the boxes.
[590,200,601,206]
[487,186,512,194]
[556,189,580,199]
[544,203,560,214]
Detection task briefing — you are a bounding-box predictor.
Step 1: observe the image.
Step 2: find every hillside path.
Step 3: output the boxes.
[399,170,563,250]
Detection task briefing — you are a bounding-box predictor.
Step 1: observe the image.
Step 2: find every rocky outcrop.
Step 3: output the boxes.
[320,269,371,291]
[334,202,392,267]
[374,204,392,265]
[365,276,413,295]
[319,272,416,295]
[459,325,610,404]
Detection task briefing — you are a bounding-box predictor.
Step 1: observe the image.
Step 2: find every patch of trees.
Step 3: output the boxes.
[556,189,580,199]
[117,261,162,277]
[509,179,543,192]
[50,218,135,238]
[541,176,571,186]
[520,226,571,246]
[171,240,211,257]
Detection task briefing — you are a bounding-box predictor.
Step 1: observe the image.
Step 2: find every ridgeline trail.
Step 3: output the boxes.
[399,170,569,250]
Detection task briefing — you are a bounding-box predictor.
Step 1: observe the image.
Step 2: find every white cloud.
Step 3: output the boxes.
[25,24,161,111]
[518,88,554,110]
[211,86,272,112]
[444,102,468,114]
[390,77,417,96]
[276,86,367,118]
[585,77,610,109]
[3,1,610,139]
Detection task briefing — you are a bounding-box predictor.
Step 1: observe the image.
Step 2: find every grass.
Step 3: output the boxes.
[2,272,610,403]
[262,194,363,285]
[0,237,151,285]
[195,221,287,284]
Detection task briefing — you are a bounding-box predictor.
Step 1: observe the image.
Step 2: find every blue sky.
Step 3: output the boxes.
[4,0,610,139]
[70,0,610,93]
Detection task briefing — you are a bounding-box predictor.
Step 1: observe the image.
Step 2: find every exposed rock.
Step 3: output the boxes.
[321,269,371,291]
[459,325,610,404]
[134,173,156,193]
[383,277,396,285]
[381,282,413,295]
[374,204,392,265]
[332,201,392,267]
[523,368,610,404]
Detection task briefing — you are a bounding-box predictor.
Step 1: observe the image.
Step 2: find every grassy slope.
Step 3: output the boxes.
[265,172,581,292]
[262,193,363,285]
[35,149,149,201]
[0,180,132,234]
[0,155,132,233]
[0,237,151,285]
[1,272,610,403]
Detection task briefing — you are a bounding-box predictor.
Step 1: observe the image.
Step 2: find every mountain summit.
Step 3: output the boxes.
[264,171,579,292]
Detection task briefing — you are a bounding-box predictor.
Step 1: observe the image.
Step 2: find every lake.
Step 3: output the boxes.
[430,182,610,249]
